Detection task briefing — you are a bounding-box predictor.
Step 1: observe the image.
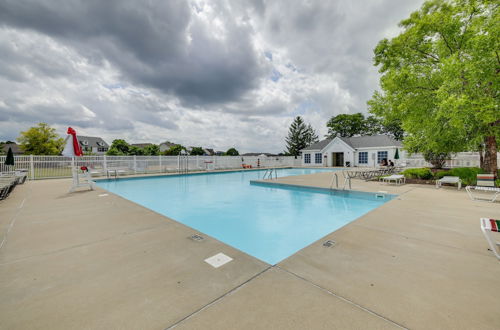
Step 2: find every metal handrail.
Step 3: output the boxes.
[330,172,338,190]
[263,168,277,180]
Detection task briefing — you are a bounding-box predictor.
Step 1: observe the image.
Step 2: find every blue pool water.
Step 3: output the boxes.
[96,168,394,264]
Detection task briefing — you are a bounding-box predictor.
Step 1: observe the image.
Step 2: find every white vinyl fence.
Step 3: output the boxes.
[0,155,302,180]
[405,152,499,168]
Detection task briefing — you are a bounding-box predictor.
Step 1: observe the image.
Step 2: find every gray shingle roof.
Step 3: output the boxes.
[302,139,333,150]
[302,135,401,151]
[77,136,109,148]
[340,135,402,148]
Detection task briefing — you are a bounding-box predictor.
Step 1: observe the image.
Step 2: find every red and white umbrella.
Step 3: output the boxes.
[62,127,83,157]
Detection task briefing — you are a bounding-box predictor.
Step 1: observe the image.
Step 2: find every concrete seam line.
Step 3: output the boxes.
[165,265,273,330]
[0,181,32,250]
[276,266,409,330]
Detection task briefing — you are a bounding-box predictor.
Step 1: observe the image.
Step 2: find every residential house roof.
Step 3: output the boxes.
[77,136,109,148]
[302,135,402,151]
[1,143,23,154]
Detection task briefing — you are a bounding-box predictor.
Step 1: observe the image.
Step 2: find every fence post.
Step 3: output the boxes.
[159,155,162,172]
[103,155,107,173]
[177,155,180,172]
[196,155,199,169]
[133,155,137,174]
[30,154,35,180]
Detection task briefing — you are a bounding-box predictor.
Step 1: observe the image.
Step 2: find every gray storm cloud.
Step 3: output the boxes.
[0,0,423,152]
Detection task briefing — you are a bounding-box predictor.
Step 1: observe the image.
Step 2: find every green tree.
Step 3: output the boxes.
[106,139,130,155]
[143,144,160,156]
[17,123,64,155]
[190,147,205,155]
[326,113,366,138]
[285,116,319,156]
[423,151,451,169]
[368,0,499,173]
[128,145,145,156]
[225,148,239,156]
[164,144,186,155]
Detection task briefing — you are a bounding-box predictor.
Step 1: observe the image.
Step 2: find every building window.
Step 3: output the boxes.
[377,151,388,164]
[98,147,108,152]
[358,152,368,164]
[315,153,322,164]
[304,154,311,164]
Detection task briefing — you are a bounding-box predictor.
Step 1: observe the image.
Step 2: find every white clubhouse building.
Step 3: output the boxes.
[301,135,405,167]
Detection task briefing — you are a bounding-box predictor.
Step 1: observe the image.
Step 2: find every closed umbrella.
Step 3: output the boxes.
[5,147,14,168]
[394,148,400,160]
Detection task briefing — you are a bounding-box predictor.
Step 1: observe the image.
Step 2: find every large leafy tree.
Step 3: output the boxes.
[163,144,186,155]
[368,0,499,173]
[285,116,319,156]
[106,139,130,155]
[143,144,160,156]
[225,148,239,156]
[326,113,404,139]
[189,147,205,155]
[17,123,64,155]
[326,113,366,138]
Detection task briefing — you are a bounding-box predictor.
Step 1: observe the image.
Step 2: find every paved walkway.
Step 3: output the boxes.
[0,173,499,329]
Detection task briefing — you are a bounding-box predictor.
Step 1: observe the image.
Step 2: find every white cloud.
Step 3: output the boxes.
[0,0,424,153]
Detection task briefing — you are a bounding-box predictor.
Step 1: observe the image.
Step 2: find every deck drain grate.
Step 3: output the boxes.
[323,240,336,247]
[189,234,205,241]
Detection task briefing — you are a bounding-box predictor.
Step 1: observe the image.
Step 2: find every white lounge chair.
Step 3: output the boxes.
[466,174,499,202]
[480,218,500,260]
[436,176,462,190]
[381,174,405,185]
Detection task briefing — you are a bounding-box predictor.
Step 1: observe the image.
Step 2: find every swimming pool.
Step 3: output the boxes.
[96,168,394,264]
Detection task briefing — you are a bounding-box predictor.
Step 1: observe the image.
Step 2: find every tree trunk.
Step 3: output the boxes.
[482,135,498,176]
[478,144,484,169]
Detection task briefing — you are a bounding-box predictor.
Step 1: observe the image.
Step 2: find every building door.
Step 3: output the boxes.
[331,152,344,167]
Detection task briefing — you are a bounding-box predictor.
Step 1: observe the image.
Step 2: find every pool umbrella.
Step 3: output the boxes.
[62,127,83,157]
[394,148,400,160]
[5,147,14,168]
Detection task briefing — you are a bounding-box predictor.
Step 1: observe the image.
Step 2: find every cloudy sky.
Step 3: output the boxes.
[0,0,424,153]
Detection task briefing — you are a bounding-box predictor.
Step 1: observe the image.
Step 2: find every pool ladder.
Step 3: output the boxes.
[330,172,351,190]
[263,168,277,180]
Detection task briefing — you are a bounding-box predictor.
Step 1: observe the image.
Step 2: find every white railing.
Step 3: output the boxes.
[0,155,301,180]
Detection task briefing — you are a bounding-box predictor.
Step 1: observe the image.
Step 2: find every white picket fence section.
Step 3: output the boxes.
[0,155,302,180]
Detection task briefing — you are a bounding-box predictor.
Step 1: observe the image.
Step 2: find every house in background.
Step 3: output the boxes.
[77,136,109,155]
[159,141,178,153]
[301,135,404,167]
[203,148,215,156]
[1,142,23,155]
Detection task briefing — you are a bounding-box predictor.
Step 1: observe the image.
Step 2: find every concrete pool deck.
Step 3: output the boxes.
[1,172,499,329]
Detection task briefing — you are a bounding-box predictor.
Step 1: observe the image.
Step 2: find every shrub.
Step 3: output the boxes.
[433,167,485,186]
[402,168,433,180]
[434,170,448,180]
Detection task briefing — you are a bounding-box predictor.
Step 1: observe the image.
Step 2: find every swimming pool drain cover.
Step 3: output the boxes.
[323,240,336,247]
[189,234,205,241]
[204,253,233,268]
